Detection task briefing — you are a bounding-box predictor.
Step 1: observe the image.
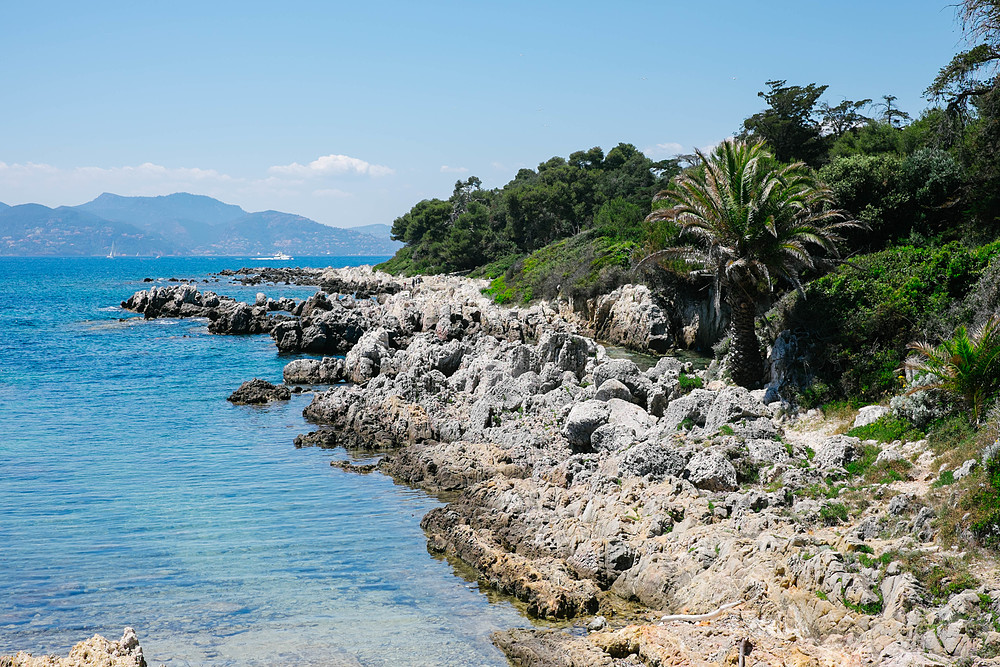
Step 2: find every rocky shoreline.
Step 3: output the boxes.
[57,264,1000,665]
[1,628,146,667]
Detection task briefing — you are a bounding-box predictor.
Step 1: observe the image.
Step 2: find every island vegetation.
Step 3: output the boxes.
[373,0,1000,571]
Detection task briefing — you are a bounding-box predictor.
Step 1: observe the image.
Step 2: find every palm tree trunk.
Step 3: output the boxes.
[728,292,764,388]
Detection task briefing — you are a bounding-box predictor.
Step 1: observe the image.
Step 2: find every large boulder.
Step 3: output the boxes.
[814,435,860,471]
[853,405,890,429]
[563,400,611,448]
[594,378,632,402]
[644,356,683,381]
[2,627,147,667]
[536,332,593,379]
[283,357,345,384]
[660,388,717,431]
[592,359,653,406]
[208,302,273,335]
[227,378,291,404]
[685,450,738,492]
[746,438,789,465]
[590,423,638,453]
[592,284,673,353]
[617,440,686,480]
[345,327,393,383]
[605,398,651,433]
[702,386,772,433]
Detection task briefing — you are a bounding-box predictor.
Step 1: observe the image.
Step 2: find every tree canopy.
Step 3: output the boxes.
[383,143,676,275]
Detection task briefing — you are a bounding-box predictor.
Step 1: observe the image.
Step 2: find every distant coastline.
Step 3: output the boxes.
[0,192,403,258]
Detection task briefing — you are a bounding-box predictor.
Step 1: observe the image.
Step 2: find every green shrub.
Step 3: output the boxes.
[678,373,704,392]
[777,242,1000,401]
[796,380,834,409]
[470,253,526,280]
[821,502,850,525]
[847,415,924,442]
[481,231,637,304]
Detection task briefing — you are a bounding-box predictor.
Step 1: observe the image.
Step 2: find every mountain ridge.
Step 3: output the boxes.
[0,193,402,256]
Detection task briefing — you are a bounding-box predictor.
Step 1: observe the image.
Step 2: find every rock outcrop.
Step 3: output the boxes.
[227,378,291,404]
[1,628,146,667]
[120,284,277,334]
[588,282,728,352]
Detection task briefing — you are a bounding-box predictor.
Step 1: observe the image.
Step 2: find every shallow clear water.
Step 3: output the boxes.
[0,257,527,666]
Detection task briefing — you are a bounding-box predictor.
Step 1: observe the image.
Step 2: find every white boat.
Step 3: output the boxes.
[252,251,293,261]
[106,241,117,258]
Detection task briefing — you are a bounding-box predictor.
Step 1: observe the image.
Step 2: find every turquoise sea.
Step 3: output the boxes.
[0,257,527,666]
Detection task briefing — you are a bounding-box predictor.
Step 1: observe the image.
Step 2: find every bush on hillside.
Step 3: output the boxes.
[481,230,637,304]
[770,241,1000,401]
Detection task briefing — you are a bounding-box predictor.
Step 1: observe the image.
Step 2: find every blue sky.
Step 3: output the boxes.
[0,1,967,227]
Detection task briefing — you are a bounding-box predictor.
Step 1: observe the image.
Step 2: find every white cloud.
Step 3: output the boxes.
[439,165,468,174]
[642,142,684,159]
[268,154,394,178]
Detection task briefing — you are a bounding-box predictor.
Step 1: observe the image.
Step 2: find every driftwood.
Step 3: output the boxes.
[659,600,743,623]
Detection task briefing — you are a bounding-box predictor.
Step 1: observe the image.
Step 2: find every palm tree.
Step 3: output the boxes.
[904,316,1000,424]
[638,140,856,388]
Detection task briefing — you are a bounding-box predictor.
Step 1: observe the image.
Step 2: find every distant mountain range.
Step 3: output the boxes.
[0,192,403,257]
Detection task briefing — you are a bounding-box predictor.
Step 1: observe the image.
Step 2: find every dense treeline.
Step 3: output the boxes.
[378,144,677,275]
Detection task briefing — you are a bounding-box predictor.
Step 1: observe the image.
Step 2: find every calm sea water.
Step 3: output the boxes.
[0,257,526,666]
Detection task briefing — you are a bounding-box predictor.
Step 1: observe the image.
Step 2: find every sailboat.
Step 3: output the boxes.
[106,241,117,258]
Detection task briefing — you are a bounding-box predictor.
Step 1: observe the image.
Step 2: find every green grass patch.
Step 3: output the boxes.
[847,415,924,443]
[932,470,956,488]
[845,443,881,477]
[678,373,704,392]
[842,595,883,615]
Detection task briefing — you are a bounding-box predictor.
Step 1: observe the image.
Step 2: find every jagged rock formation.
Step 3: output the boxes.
[1,628,146,667]
[587,282,729,353]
